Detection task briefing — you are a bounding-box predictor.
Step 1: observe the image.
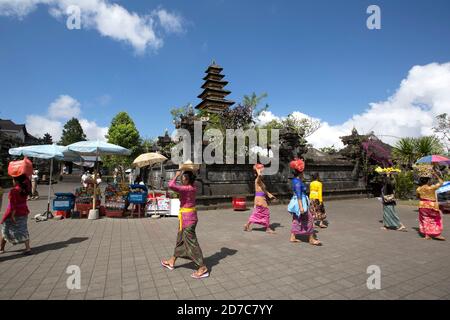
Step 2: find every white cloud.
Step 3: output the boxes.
[26,94,108,141]
[79,118,108,141]
[257,62,450,150]
[48,94,81,119]
[26,114,63,140]
[153,8,184,34]
[0,0,51,18]
[256,110,280,124]
[0,0,185,53]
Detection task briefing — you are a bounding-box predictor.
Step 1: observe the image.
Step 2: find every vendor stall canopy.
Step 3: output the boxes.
[67,140,131,156]
[9,144,82,161]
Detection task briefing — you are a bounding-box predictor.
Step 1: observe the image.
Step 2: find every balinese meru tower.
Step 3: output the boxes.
[195,61,234,113]
[152,61,368,208]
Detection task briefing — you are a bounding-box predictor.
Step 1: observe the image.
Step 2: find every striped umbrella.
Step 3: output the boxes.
[415,155,450,165]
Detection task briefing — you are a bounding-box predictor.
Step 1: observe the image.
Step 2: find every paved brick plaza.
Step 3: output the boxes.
[1,182,449,300]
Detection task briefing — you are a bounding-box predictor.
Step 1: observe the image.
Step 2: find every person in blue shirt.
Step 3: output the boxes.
[288,159,322,246]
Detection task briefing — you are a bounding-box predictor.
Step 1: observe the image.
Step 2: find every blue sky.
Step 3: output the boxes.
[0,0,449,148]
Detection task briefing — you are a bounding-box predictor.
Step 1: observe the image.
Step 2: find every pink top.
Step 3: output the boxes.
[168,176,196,208]
[1,183,30,224]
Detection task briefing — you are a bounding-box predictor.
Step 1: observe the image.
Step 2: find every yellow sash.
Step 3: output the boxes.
[178,207,196,231]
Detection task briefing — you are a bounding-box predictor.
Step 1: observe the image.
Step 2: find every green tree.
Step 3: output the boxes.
[392,137,416,168]
[258,119,283,145]
[414,136,444,158]
[393,136,444,168]
[103,112,141,177]
[433,113,450,154]
[395,171,415,200]
[59,118,86,146]
[170,104,194,124]
[141,137,156,153]
[320,145,338,155]
[42,133,53,144]
[282,114,321,138]
[242,92,269,117]
[0,131,24,176]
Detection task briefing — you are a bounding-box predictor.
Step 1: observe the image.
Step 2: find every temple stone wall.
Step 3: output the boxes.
[149,157,368,209]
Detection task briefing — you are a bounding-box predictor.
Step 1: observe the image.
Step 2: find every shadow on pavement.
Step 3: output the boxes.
[412,227,424,237]
[0,237,89,262]
[252,222,283,232]
[176,247,238,272]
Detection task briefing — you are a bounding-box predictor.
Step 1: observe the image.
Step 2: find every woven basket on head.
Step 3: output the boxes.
[413,164,434,178]
[178,160,200,173]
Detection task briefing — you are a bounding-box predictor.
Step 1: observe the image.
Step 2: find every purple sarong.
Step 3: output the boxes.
[248,206,270,228]
[291,210,314,236]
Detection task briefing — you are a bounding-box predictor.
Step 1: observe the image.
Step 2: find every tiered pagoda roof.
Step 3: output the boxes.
[195,61,234,113]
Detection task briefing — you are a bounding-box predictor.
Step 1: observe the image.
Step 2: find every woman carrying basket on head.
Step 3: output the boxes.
[244,164,277,234]
[416,167,445,241]
[288,158,321,246]
[161,170,209,279]
[1,174,33,255]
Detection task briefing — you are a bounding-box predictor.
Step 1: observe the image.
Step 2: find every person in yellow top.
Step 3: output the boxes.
[416,168,445,241]
[309,173,327,228]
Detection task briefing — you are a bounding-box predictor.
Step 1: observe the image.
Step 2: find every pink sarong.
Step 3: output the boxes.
[419,208,443,237]
[291,210,314,236]
[248,206,270,228]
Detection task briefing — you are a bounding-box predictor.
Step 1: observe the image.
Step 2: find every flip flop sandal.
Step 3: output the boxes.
[23,250,33,256]
[160,260,174,270]
[191,272,209,279]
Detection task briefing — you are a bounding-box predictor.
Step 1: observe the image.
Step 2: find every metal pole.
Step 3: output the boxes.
[46,158,53,218]
[93,151,99,210]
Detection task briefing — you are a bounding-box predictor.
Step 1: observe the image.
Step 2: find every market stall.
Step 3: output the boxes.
[146,190,171,217]
[104,183,129,218]
[74,184,101,218]
[53,192,75,218]
[131,152,168,218]
[128,184,148,218]
[67,140,131,220]
[9,144,82,220]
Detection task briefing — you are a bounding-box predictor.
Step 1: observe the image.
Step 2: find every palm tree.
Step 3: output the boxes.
[393,136,444,168]
[392,138,416,168]
[242,92,269,117]
[414,136,444,158]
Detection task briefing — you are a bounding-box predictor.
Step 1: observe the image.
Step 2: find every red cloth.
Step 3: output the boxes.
[1,184,30,224]
[419,207,443,237]
[290,158,305,173]
[253,164,264,171]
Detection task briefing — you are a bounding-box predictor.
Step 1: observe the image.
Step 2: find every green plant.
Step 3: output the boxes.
[170,104,194,123]
[169,191,179,199]
[103,111,142,178]
[414,136,444,158]
[394,171,415,200]
[392,138,416,168]
[59,117,87,146]
[320,145,338,155]
[393,136,444,168]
